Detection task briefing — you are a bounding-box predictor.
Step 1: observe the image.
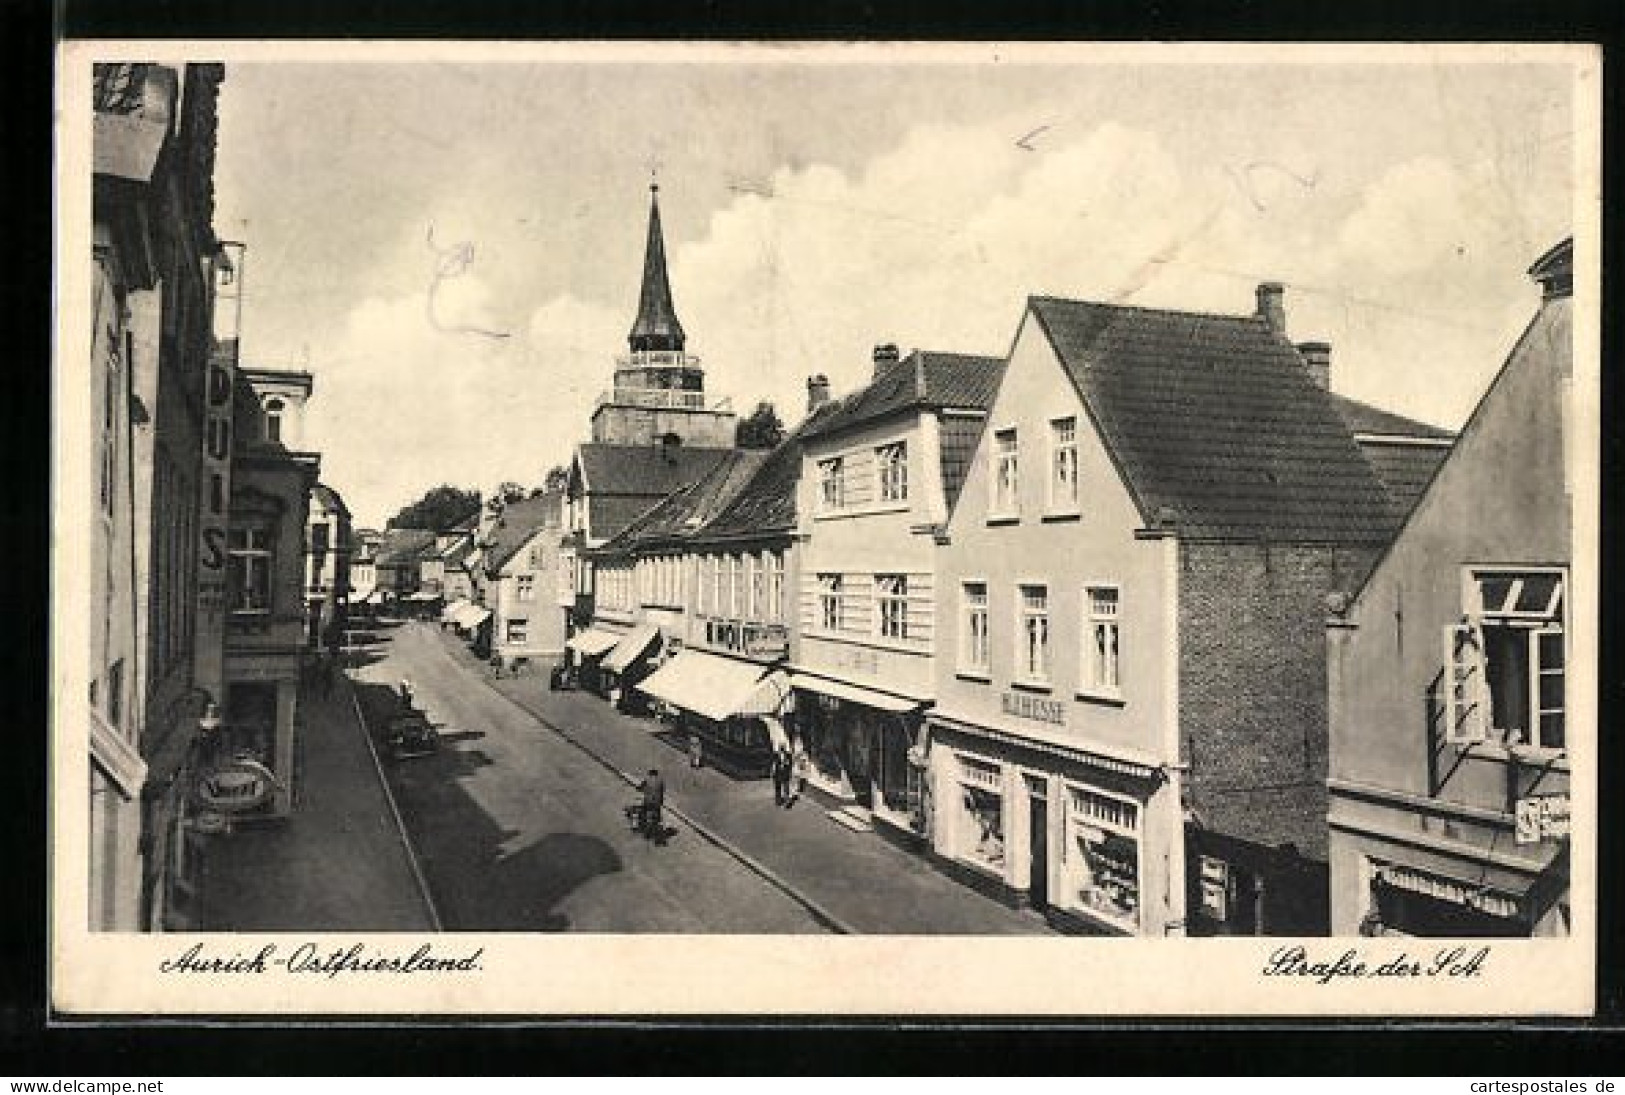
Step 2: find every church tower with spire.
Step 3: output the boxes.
[590,182,737,449]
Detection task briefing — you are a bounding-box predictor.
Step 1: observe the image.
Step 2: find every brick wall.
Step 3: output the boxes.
[1178,540,1380,861]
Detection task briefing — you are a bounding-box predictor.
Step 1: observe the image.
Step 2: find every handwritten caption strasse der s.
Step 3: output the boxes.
[1262,944,1489,985]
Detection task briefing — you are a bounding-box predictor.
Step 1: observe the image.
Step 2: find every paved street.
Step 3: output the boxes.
[199,667,436,932]
[359,619,1053,935]
[351,620,827,932]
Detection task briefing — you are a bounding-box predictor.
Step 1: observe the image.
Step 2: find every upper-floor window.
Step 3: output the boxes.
[264,398,284,445]
[747,554,765,619]
[877,441,909,503]
[992,429,1020,517]
[818,457,845,511]
[960,582,990,674]
[765,552,785,623]
[1050,417,1079,513]
[1446,568,1566,752]
[228,525,274,614]
[106,658,124,730]
[507,619,528,645]
[725,555,741,617]
[516,574,535,602]
[1082,585,1121,697]
[818,573,843,632]
[709,555,723,616]
[1017,583,1050,685]
[876,574,909,640]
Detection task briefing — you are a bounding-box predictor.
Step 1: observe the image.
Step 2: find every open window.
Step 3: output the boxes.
[1445,569,1566,752]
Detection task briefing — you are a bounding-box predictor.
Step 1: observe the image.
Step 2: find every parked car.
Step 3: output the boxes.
[385,710,439,761]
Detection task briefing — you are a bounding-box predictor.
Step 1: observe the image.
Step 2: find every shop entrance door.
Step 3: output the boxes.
[1028,795,1049,910]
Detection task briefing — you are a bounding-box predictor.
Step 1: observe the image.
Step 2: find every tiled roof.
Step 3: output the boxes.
[600,450,769,555]
[482,494,560,574]
[1328,393,1454,440]
[1029,296,1399,543]
[939,414,989,512]
[1356,439,1453,523]
[576,443,733,541]
[692,402,846,543]
[376,527,437,564]
[577,443,731,497]
[799,350,1005,441]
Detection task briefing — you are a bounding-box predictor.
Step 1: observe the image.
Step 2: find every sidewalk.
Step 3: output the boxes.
[442,630,1052,935]
[199,671,437,931]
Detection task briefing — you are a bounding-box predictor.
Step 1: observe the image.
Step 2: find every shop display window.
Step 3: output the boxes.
[962,786,1004,868]
[1065,786,1140,930]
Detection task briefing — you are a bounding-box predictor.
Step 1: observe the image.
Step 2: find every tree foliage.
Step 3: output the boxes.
[541,463,570,492]
[735,400,785,450]
[487,481,528,513]
[387,485,481,531]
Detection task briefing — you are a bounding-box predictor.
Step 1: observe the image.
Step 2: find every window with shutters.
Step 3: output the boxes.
[960,582,990,675]
[876,441,909,502]
[1445,568,1565,752]
[818,573,843,632]
[991,428,1020,519]
[1081,585,1121,698]
[876,574,909,640]
[1017,584,1050,685]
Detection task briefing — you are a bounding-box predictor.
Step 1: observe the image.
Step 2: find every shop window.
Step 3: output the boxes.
[1065,786,1141,931]
[818,457,846,511]
[957,757,1005,870]
[1017,584,1050,685]
[1049,417,1079,513]
[877,574,909,640]
[876,441,908,502]
[1082,585,1121,697]
[818,573,843,632]
[960,582,990,673]
[1445,569,1566,751]
[991,428,1020,518]
[227,526,274,614]
[517,574,535,602]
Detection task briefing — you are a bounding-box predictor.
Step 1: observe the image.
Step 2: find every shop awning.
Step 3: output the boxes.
[788,673,922,714]
[407,591,441,602]
[455,604,491,628]
[637,652,787,723]
[566,628,623,657]
[349,584,376,603]
[441,599,467,621]
[602,622,661,673]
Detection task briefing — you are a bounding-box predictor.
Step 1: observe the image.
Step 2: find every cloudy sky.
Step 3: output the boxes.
[209,46,1581,529]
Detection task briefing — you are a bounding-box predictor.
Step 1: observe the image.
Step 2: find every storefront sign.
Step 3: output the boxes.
[194,756,280,813]
[1001,691,1066,726]
[1515,793,1570,844]
[742,623,789,658]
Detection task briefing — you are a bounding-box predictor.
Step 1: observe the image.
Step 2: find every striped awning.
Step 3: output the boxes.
[636,652,787,724]
[566,628,622,657]
[602,622,661,673]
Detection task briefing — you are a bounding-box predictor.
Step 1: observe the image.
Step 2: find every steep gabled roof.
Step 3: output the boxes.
[482,492,561,574]
[1029,296,1398,544]
[799,350,1006,442]
[627,185,686,353]
[1327,393,1456,522]
[575,443,733,541]
[599,450,769,555]
[376,527,437,564]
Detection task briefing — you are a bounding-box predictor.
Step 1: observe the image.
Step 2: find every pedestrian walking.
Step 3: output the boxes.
[789,737,809,806]
[636,768,666,842]
[687,730,704,769]
[771,746,792,807]
[399,677,414,711]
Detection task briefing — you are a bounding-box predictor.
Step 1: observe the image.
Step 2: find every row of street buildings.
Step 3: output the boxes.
[85,62,356,930]
[539,184,1574,937]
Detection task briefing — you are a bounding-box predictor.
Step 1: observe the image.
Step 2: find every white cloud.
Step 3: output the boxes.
[315,111,1568,525]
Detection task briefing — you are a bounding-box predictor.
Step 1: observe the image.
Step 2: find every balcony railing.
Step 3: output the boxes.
[615,350,702,370]
[596,387,733,412]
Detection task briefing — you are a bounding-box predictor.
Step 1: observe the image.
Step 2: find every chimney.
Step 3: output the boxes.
[1296,341,1331,390]
[872,343,900,377]
[1255,282,1286,335]
[806,374,831,414]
